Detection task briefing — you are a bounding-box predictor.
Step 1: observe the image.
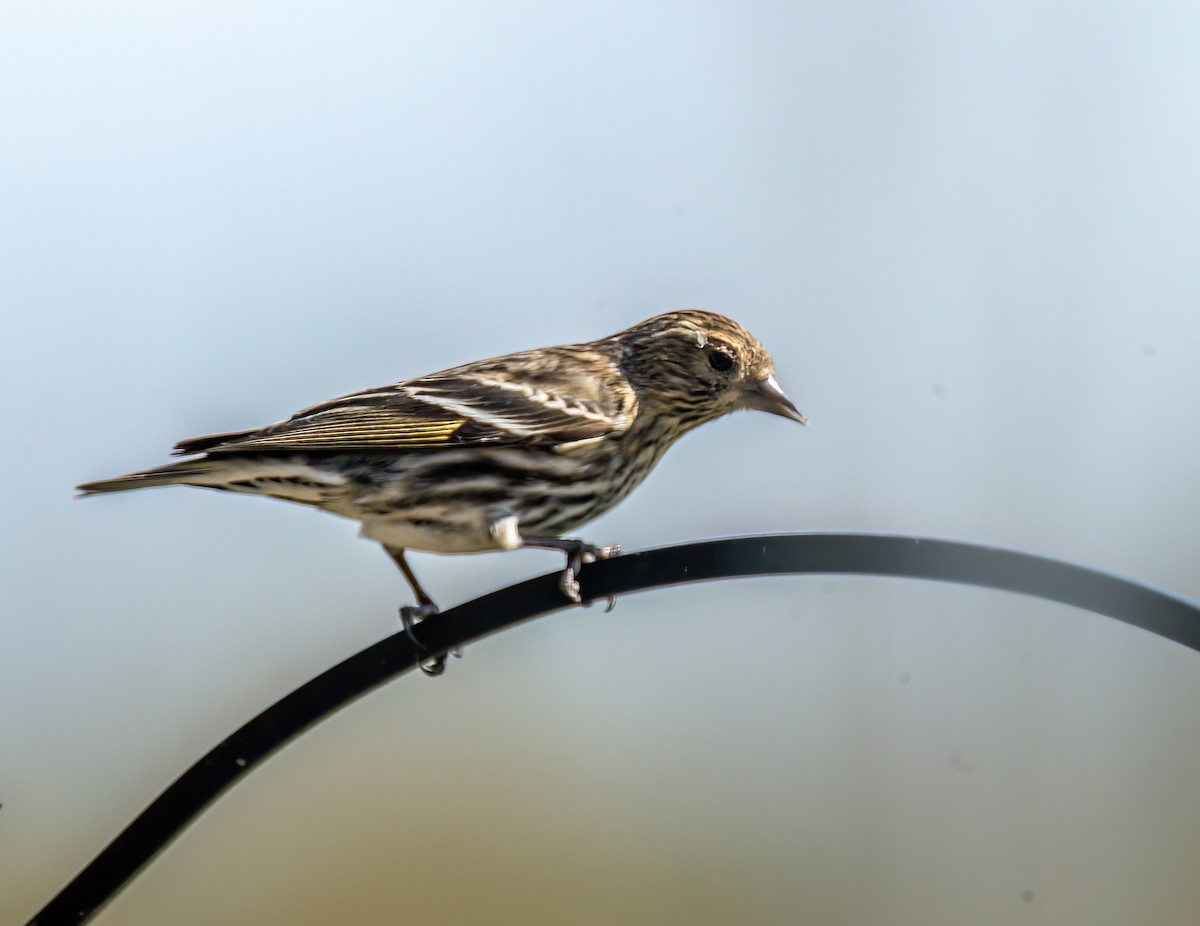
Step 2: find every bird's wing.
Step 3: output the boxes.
[174,350,635,455]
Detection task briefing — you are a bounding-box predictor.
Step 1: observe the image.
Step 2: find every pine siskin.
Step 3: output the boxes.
[78,309,806,673]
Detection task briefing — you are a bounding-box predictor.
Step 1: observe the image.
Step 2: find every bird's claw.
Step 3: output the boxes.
[558,541,621,604]
[399,602,453,677]
[559,569,582,602]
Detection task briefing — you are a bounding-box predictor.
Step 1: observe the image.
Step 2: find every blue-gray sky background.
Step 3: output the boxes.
[4,1,1199,923]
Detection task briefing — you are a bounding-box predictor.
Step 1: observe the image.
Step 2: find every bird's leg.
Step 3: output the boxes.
[520,536,621,604]
[384,547,457,677]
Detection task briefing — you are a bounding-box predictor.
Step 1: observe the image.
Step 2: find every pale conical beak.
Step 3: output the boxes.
[742,374,808,425]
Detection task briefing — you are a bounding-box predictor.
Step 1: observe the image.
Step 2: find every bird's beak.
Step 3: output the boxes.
[742,374,808,425]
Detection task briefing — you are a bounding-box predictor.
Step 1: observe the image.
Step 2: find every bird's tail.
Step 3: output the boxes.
[75,460,224,497]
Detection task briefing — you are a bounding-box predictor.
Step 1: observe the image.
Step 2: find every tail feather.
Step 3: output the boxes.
[75,460,222,496]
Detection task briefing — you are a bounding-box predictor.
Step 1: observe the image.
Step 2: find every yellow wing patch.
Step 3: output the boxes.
[224,410,465,451]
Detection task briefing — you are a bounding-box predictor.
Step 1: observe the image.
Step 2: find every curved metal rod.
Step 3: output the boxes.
[27,533,1200,926]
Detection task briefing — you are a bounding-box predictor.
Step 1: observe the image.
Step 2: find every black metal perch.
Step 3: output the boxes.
[26,532,1200,926]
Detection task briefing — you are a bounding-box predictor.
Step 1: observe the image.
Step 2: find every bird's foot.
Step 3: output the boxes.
[557,542,622,604]
[558,569,582,603]
[399,602,459,677]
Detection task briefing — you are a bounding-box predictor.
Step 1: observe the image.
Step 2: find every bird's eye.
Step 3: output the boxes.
[708,349,735,372]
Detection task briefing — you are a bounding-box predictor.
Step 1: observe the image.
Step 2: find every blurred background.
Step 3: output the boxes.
[3,1,1200,923]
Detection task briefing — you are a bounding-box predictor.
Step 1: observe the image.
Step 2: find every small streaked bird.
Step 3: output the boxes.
[78,309,806,674]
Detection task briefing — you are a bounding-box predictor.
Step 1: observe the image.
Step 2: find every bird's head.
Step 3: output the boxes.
[613,309,807,431]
